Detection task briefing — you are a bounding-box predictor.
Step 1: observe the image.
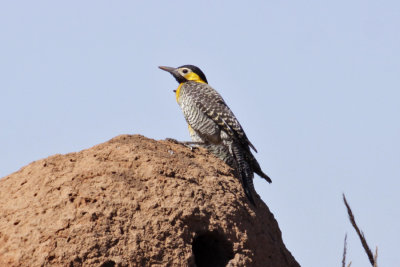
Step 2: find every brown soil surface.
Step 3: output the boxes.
[0,135,300,267]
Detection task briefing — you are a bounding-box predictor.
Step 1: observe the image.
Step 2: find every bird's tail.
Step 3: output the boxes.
[231,142,256,206]
[246,150,272,183]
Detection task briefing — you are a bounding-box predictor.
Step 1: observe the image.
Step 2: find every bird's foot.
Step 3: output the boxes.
[165,138,202,151]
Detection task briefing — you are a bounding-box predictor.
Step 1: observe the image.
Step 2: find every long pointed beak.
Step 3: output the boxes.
[158,66,176,73]
[159,65,185,84]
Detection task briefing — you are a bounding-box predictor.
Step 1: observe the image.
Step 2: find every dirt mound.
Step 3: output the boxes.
[0,135,299,266]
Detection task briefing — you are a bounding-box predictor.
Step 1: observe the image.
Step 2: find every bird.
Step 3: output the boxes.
[159,64,271,205]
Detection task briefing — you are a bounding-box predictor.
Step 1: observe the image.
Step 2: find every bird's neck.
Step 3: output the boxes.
[176,79,206,102]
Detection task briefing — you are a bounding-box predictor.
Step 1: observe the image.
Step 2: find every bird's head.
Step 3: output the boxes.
[159,65,208,84]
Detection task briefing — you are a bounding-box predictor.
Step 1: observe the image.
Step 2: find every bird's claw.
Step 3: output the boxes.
[165,138,199,151]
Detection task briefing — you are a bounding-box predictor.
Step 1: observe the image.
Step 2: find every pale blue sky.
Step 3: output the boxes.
[1,1,399,266]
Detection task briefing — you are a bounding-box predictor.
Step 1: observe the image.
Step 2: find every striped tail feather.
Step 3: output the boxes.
[231,142,256,206]
[246,150,272,183]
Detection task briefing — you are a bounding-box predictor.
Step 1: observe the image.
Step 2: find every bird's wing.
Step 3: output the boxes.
[187,82,257,152]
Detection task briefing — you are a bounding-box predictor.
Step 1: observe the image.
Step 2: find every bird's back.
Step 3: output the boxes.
[179,81,255,151]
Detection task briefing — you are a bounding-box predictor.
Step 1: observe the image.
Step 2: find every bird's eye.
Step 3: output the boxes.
[182,69,188,74]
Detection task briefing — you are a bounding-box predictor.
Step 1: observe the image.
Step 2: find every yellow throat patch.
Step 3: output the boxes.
[175,83,183,102]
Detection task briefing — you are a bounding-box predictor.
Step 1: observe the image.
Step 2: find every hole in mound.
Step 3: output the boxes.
[99,260,115,267]
[192,231,234,267]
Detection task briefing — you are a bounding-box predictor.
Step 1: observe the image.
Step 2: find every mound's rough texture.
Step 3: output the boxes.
[0,135,299,267]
